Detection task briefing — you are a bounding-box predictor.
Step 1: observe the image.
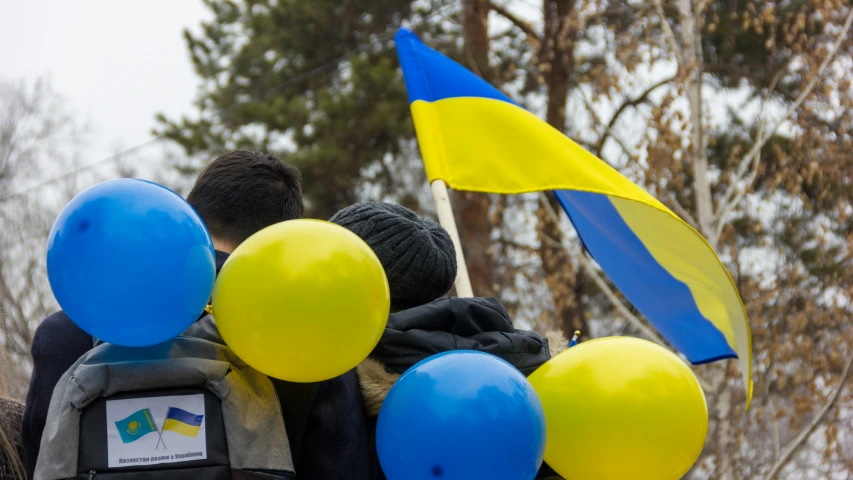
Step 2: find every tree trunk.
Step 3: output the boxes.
[678,0,715,243]
[538,193,587,334]
[462,0,493,82]
[454,192,495,296]
[536,0,588,336]
[675,4,732,476]
[457,0,496,297]
[715,384,734,480]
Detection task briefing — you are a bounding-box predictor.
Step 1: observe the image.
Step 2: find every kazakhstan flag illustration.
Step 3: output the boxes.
[162,407,204,437]
[115,409,157,444]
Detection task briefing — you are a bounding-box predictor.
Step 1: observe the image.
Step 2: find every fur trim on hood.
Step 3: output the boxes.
[358,328,568,416]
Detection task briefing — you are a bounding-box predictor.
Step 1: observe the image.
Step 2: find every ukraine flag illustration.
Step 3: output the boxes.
[162,407,204,437]
[395,28,752,404]
[115,409,157,444]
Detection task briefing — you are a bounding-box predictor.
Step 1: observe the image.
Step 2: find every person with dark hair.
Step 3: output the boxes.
[187,150,304,251]
[23,151,371,480]
[330,202,566,479]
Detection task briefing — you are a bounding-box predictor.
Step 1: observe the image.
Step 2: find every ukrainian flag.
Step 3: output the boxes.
[115,408,157,444]
[395,29,752,404]
[162,407,204,437]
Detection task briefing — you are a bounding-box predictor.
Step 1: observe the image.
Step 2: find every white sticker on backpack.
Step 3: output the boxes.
[106,394,207,468]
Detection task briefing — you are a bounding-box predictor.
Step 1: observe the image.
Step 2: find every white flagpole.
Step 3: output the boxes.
[430,179,474,297]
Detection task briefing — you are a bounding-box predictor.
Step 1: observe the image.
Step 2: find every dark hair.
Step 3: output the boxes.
[188,151,304,247]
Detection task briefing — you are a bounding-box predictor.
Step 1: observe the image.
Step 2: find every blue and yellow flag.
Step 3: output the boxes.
[395,28,752,404]
[162,407,204,437]
[115,408,157,444]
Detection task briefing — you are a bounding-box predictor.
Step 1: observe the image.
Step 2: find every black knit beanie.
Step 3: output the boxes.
[329,202,457,310]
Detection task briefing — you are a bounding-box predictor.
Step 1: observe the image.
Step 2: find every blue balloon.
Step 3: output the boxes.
[377,351,546,480]
[47,178,216,347]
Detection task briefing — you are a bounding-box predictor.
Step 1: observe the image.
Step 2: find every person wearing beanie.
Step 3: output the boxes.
[330,202,567,480]
[329,202,457,310]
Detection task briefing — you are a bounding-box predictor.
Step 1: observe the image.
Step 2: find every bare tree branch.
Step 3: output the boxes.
[769,398,781,460]
[578,90,636,163]
[594,76,675,156]
[579,254,666,346]
[675,0,715,242]
[584,3,666,26]
[0,77,90,399]
[712,64,791,240]
[653,0,682,58]
[581,83,699,229]
[713,146,761,241]
[753,62,791,156]
[487,1,541,48]
[715,7,853,224]
[666,190,700,229]
[764,349,853,480]
[0,259,31,350]
[580,79,699,229]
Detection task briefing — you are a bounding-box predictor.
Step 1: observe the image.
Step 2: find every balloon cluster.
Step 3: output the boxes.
[375,338,708,480]
[47,179,390,379]
[48,179,709,480]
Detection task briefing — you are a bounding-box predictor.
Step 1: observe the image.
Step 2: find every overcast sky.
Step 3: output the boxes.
[0,0,209,176]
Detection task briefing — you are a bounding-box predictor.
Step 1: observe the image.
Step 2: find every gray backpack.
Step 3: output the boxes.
[35,315,294,480]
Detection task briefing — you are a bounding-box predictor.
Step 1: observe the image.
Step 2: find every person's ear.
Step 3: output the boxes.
[212,236,236,253]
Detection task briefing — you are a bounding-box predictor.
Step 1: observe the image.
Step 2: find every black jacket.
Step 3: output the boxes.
[374,296,553,375]
[357,296,566,479]
[22,251,371,480]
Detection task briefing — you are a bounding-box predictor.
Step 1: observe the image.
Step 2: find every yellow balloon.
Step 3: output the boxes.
[528,337,708,480]
[212,219,390,382]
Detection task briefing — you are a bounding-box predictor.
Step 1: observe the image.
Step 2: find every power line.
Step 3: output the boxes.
[0,139,163,203]
[0,2,459,203]
[0,43,374,202]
